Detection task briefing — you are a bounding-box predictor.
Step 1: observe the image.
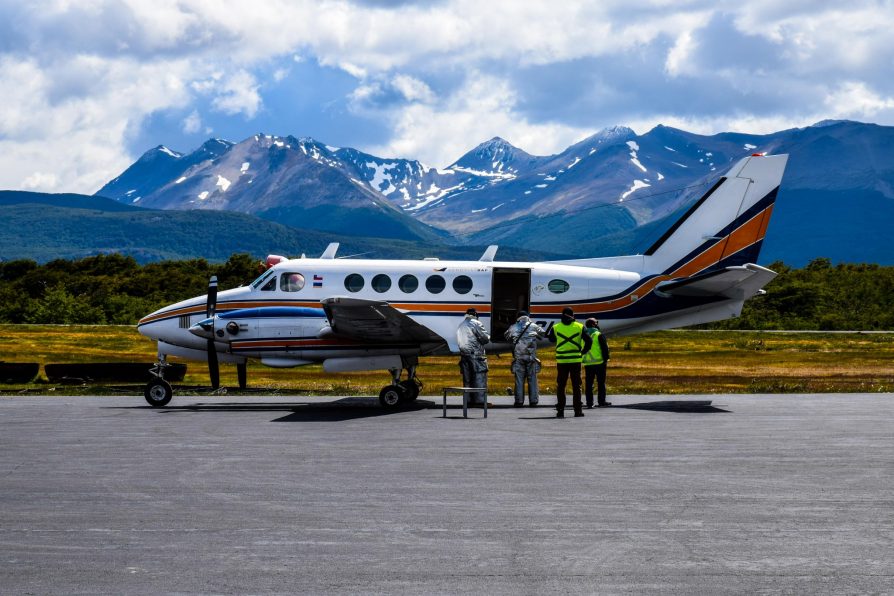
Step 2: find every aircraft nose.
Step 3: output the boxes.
[189,317,215,339]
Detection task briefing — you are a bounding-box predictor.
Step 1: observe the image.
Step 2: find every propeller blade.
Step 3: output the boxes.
[207,339,220,389]
[237,362,247,390]
[206,276,220,389]
[207,276,218,318]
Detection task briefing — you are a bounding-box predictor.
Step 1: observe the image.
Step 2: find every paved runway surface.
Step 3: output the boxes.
[1,393,892,594]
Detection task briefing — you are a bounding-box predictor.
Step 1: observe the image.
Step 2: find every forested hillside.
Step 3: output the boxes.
[0,255,891,329]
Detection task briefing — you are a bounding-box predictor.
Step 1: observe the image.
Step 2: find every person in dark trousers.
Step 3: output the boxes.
[583,318,611,407]
[547,307,592,418]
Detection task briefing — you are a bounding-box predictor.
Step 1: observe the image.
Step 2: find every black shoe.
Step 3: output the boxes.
[586,404,594,409]
[529,403,538,407]
[597,402,612,407]
[513,403,524,407]
[556,412,564,418]
[574,411,585,417]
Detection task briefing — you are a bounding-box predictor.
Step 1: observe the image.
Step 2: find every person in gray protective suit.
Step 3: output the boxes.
[504,311,546,407]
[456,308,490,406]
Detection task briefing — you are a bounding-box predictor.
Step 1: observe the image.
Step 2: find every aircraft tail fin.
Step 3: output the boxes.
[642,153,788,276]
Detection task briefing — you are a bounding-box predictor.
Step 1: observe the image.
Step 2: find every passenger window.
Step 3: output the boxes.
[261,276,277,291]
[453,275,473,294]
[280,272,305,292]
[344,273,364,292]
[372,274,392,293]
[548,279,570,294]
[398,274,418,293]
[426,274,446,294]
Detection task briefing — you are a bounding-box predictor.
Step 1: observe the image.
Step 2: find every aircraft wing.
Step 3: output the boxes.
[656,264,777,298]
[320,297,447,345]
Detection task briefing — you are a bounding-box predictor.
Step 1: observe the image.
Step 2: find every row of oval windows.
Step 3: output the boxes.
[266,272,571,294]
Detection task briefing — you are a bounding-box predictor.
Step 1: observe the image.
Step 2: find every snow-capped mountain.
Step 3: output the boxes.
[96,121,894,265]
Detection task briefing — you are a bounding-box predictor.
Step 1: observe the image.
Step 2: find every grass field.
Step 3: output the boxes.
[1,324,893,395]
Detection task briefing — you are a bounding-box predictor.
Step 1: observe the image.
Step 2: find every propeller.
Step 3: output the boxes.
[206,276,220,389]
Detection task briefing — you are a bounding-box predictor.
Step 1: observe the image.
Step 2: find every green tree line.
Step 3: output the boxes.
[1,255,892,329]
[0,253,259,325]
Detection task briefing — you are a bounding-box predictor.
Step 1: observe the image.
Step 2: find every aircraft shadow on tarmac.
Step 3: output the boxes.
[516,400,729,418]
[116,398,433,422]
[611,400,729,413]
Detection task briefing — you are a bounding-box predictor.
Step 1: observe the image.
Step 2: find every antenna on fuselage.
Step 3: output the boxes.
[479,245,499,262]
[320,243,339,259]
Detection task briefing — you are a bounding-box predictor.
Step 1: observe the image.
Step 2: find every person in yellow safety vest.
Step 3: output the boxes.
[547,307,592,418]
[583,318,611,408]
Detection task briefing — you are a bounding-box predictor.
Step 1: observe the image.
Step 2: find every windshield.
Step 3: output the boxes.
[251,268,276,289]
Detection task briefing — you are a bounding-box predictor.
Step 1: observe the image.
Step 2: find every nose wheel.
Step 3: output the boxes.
[145,354,174,407]
[145,378,173,407]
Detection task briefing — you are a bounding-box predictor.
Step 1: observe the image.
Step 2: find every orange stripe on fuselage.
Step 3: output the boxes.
[529,205,774,316]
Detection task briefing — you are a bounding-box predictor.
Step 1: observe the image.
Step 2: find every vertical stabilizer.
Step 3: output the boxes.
[642,154,788,276]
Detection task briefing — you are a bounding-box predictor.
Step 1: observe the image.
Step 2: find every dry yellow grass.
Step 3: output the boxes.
[1,325,893,394]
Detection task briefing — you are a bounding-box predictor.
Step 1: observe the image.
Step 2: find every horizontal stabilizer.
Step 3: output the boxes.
[656,264,777,298]
[321,297,447,345]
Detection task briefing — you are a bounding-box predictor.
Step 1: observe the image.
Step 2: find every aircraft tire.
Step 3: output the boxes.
[144,378,173,407]
[399,380,420,401]
[378,384,405,408]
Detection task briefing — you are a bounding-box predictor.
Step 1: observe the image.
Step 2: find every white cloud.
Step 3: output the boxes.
[182,109,202,134]
[391,75,435,104]
[0,54,193,193]
[3,0,894,193]
[823,82,894,119]
[210,70,262,118]
[364,72,589,166]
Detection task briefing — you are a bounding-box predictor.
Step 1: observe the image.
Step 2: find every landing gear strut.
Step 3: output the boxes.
[144,354,173,407]
[378,357,423,408]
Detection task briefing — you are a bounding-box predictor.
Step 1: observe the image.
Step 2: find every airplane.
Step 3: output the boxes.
[137,153,788,408]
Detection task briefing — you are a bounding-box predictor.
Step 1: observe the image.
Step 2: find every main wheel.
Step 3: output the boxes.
[399,379,421,401]
[144,378,173,407]
[378,384,405,408]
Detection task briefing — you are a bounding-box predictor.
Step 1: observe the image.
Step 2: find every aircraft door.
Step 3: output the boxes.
[491,267,531,339]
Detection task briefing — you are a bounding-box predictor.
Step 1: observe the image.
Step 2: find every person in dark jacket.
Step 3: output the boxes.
[547,307,592,418]
[582,318,611,407]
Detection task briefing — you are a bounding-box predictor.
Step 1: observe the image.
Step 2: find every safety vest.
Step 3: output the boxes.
[582,328,604,366]
[553,321,584,364]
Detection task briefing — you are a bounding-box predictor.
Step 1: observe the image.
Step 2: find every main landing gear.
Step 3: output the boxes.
[378,357,423,409]
[144,354,173,407]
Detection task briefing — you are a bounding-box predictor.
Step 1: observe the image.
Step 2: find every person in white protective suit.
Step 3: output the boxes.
[504,311,547,407]
[456,308,490,406]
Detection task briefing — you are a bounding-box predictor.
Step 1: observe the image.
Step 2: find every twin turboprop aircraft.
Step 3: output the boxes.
[137,153,788,407]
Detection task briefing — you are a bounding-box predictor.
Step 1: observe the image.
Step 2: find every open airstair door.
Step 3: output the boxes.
[491,267,531,339]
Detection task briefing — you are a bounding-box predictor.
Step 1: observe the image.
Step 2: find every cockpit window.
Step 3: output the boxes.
[260,276,277,291]
[252,268,276,289]
[280,272,305,292]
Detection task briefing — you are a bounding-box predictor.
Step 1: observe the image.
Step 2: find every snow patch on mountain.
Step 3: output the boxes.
[216,175,231,192]
[621,179,650,200]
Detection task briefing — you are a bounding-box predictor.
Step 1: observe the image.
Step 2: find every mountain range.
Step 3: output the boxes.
[1,121,890,266]
[91,120,894,266]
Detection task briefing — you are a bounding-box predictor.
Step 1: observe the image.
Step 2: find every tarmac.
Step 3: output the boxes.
[1,393,892,594]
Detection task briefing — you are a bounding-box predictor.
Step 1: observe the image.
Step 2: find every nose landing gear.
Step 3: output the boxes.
[144,354,173,407]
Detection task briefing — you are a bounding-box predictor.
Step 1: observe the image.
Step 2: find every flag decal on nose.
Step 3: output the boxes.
[313,275,323,288]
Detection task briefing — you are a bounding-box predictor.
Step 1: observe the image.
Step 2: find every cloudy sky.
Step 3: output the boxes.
[2,0,893,194]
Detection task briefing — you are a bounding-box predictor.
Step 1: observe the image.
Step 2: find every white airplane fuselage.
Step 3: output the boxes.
[138,153,788,378]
